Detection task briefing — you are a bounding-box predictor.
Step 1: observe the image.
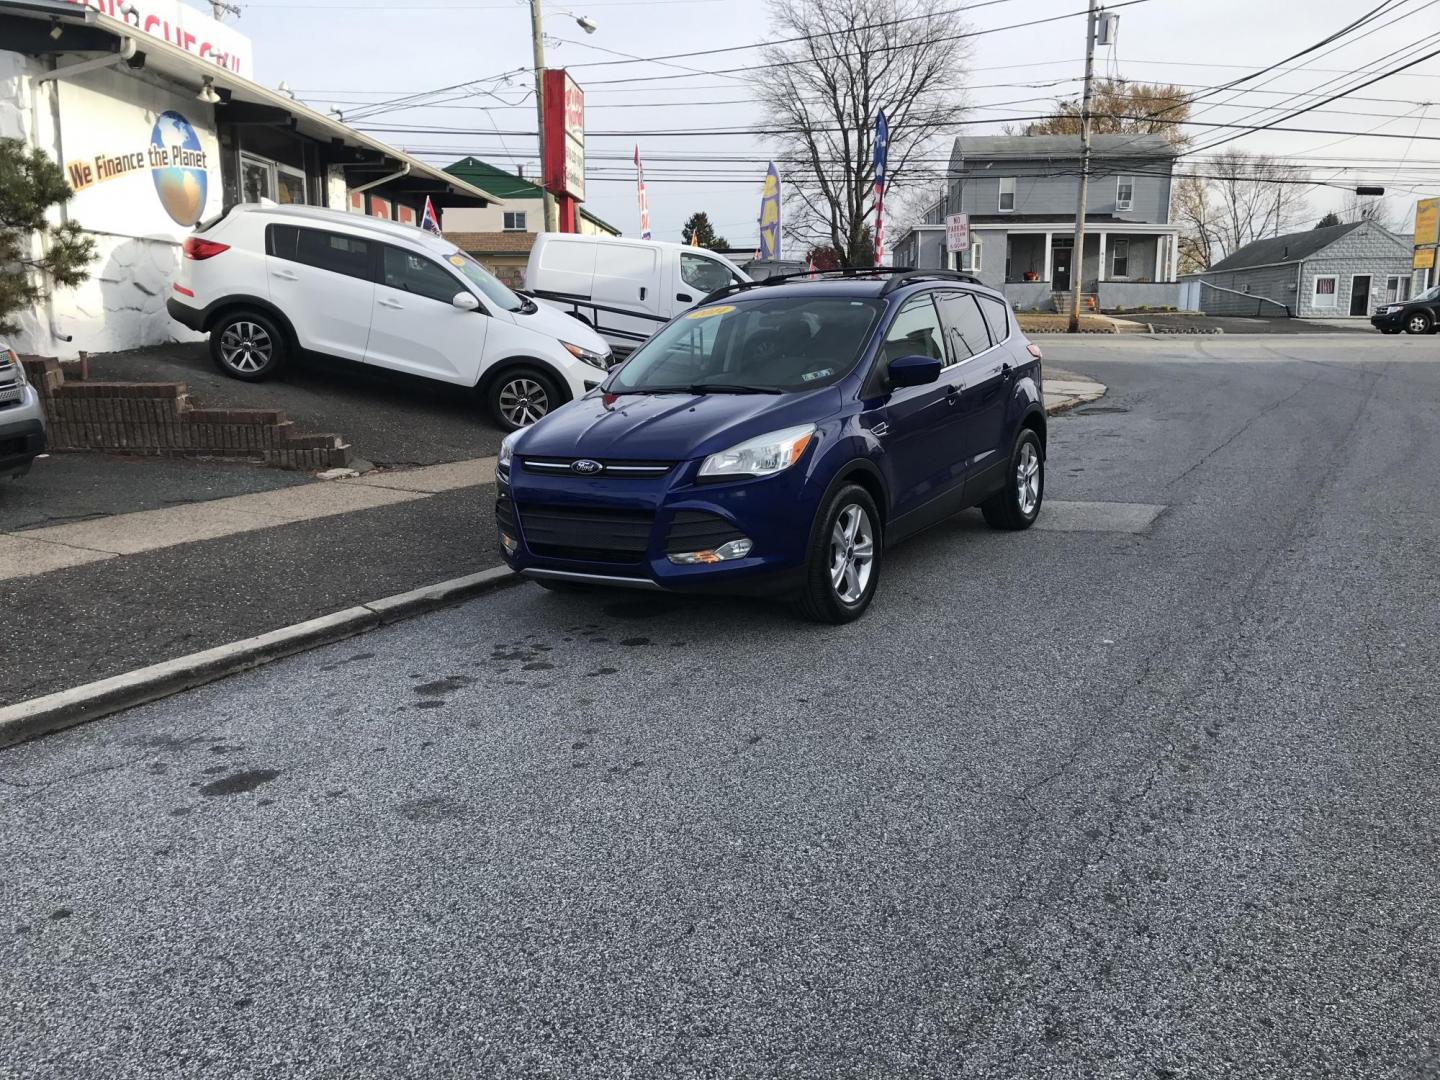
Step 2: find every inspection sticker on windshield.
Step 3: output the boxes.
[448,255,466,266]
[802,368,834,382]
[686,305,734,319]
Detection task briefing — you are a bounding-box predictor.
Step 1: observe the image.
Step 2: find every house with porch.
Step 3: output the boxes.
[894,134,1182,313]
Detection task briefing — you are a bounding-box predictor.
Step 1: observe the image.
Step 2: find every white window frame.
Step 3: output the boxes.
[1312,274,1338,309]
[1115,175,1134,212]
[962,236,983,273]
[1111,238,1129,278]
[275,163,307,206]
[502,211,528,232]
[998,177,1016,213]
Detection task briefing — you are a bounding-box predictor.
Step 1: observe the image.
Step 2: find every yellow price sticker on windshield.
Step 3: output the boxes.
[686,305,734,319]
[449,255,466,267]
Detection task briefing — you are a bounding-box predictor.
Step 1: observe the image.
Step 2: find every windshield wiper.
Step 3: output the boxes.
[684,383,782,394]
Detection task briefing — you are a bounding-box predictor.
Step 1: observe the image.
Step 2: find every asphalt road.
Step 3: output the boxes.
[4,336,1438,1078]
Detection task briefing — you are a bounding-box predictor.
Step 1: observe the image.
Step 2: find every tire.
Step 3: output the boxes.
[210,310,287,381]
[981,427,1044,531]
[793,482,882,624]
[1404,311,1432,335]
[489,366,562,431]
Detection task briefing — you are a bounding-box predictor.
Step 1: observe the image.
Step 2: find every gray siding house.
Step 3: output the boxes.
[893,133,1182,312]
[1186,221,1415,319]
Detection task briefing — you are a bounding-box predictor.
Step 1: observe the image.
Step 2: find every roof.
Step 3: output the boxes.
[0,0,507,206]
[443,159,620,234]
[446,231,537,256]
[953,133,1176,161]
[234,203,467,252]
[1209,221,1364,271]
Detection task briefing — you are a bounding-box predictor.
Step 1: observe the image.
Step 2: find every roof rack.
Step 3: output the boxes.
[700,265,984,305]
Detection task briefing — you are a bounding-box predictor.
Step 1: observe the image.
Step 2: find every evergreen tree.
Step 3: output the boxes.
[681,211,729,251]
[0,139,94,335]
[1314,211,1343,229]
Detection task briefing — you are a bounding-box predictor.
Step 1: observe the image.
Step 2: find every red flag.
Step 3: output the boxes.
[420,196,442,236]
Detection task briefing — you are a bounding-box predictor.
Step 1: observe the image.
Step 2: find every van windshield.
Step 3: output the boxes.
[607,295,884,394]
[450,251,525,312]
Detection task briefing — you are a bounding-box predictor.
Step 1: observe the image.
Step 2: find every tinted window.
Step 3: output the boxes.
[936,292,992,361]
[269,224,372,280]
[382,246,463,304]
[681,252,737,293]
[977,295,1010,343]
[882,295,947,366]
[608,296,883,393]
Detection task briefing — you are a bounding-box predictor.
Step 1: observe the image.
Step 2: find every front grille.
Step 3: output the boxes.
[0,380,21,408]
[664,510,746,554]
[517,503,655,563]
[520,456,674,479]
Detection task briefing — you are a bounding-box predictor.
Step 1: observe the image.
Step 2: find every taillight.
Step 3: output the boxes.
[1027,343,1043,360]
[183,237,229,260]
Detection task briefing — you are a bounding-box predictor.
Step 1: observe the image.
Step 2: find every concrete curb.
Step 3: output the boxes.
[0,565,519,750]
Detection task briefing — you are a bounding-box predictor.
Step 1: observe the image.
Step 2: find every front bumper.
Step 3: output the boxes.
[495,458,820,595]
[0,383,48,477]
[1371,310,1406,331]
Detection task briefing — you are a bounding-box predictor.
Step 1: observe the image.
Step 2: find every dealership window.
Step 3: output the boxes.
[998,177,1016,213]
[240,153,307,205]
[1312,275,1338,309]
[1111,239,1130,278]
[503,211,528,232]
[1116,176,1134,211]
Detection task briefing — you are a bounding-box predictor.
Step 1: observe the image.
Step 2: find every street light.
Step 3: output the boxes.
[530,3,596,232]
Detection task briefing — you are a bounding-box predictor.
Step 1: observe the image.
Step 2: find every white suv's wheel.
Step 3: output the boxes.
[489,367,561,431]
[210,312,287,381]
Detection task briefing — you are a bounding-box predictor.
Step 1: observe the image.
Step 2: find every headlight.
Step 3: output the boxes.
[5,347,25,385]
[698,424,816,481]
[1386,304,1404,314]
[498,431,517,471]
[563,341,610,370]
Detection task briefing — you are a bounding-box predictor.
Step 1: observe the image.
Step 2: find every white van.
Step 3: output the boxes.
[524,234,750,355]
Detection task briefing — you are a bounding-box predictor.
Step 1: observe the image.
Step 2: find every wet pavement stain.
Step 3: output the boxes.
[201,765,227,775]
[621,637,651,647]
[586,667,619,677]
[522,661,555,671]
[199,769,281,797]
[396,795,469,823]
[209,744,243,755]
[48,908,72,921]
[414,675,475,697]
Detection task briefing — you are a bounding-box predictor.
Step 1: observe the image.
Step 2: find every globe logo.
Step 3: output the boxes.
[150,110,208,227]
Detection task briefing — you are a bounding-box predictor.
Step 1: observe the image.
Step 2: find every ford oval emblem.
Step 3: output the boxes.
[572,459,603,475]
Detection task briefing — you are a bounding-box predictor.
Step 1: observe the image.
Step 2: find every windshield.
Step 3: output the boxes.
[1414,285,1440,303]
[449,251,525,312]
[607,295,884,393]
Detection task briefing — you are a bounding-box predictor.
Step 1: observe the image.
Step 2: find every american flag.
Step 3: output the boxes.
[634,145,651,240]
[872,110,889,265]
[420,196,442,236]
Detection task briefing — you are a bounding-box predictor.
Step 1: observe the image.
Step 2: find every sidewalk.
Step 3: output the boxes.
[1,371,1106,708]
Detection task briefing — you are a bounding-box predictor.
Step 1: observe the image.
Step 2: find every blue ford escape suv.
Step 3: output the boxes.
[496,269,1047,623]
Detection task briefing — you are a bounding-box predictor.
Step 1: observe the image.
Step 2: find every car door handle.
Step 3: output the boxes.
[639,286,647,301]
[677,292,693,303]
[1001,362,1013,380]
[271,269,298,281]
[946,384,962,405]
[377,297,404,309]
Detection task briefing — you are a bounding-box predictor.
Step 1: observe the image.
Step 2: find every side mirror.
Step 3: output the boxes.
[452,292,480,312]
[887,354,943,388]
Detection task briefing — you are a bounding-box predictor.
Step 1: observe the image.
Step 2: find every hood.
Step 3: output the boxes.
[508,297,610,355]
[515,386,839,462]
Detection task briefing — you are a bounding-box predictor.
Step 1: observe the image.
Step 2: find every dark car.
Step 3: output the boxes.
[494,269,1048,623]
[1372,284,1439,334]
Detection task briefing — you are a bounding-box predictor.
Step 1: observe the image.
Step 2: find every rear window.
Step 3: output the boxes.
[609,295,884,393]
[267,224,372,281]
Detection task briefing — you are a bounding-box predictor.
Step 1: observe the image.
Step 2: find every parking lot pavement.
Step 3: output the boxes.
[2,334,1437,1077]
[88,344,505,466]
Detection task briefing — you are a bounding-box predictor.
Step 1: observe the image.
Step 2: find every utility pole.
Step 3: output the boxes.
[530,0,558,232]
[1068,0,1099,333]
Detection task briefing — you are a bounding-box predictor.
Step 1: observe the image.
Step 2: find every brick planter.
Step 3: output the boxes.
[21,357,351,470]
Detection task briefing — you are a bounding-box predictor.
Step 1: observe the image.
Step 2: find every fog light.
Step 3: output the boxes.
[500,532,518,554]
[668,537,753,565]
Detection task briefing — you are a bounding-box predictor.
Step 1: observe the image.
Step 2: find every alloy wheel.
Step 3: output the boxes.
[498,378,550,427]
[219,321,272,374]
[1016,441,1041,516]
[829,503,875,604]
[1408,314,1430,334]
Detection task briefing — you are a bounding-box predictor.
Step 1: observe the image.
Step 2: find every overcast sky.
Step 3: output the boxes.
[229,0,1440,250]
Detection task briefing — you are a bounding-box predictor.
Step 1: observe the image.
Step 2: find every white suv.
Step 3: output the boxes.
[167,204,612,430]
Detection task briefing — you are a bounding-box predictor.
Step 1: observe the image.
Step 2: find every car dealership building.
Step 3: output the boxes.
[0,0,507,359]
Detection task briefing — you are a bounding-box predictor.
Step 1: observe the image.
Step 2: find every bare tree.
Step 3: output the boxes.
[756,0,970,266]
[1341,192,1394,230]
[1016,78,1193,150]
[1173,153,1310,270]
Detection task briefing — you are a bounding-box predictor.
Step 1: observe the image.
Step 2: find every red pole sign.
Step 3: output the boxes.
[542,69,585,233]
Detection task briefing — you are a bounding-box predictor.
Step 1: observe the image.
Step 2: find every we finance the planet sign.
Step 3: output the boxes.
[66,111,210,227]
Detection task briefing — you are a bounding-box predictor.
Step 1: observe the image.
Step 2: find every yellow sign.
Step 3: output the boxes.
[1416,247,1436,270]
[685,305,734,319]
[1415,198,1440,246]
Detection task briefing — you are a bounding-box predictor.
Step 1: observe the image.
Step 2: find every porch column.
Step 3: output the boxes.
[1097,231,1107,285]
[1154,234,1165,281]
[1167,232,1179,281]
[1042,232,1053,284]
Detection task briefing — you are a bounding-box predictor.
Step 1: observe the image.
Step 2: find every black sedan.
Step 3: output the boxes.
[1372,284,1439,334]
